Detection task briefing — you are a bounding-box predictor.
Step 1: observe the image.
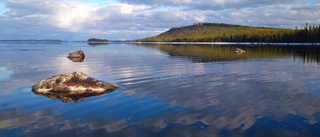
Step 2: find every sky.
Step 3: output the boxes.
[0,0,319,41]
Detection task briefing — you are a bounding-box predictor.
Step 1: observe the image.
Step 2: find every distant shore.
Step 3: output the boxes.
[0,40,65,44]
[130,41,320,46]
[1,40,319,46]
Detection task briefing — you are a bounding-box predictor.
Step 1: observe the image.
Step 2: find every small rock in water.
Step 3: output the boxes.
[67,50,85,59]
[232,48,245,54]
[67,50,85,62]
[32,72,118,102]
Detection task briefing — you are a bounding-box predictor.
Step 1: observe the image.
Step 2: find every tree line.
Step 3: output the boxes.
[135,23,320,43]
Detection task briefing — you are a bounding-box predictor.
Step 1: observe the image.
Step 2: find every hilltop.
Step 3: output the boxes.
[134,23,320,43]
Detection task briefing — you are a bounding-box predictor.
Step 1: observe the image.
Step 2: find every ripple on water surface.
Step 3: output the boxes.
[1,43,320,136]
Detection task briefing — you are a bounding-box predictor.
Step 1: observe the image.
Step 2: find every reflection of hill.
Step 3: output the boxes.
[137,44,320,63]
[144,44,250,62]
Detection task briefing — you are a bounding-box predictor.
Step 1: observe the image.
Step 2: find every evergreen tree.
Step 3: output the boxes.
[134,23,320,43]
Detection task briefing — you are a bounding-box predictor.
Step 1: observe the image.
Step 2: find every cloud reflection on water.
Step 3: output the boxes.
[2,43,320,136]
[0,67,14,81]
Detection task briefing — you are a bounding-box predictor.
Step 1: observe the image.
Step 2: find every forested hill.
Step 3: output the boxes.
[134,23,320,43]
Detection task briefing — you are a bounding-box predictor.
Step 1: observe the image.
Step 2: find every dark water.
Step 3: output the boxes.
[1,43,320,137]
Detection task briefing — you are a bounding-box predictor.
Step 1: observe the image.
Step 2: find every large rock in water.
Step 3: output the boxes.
[67,50,85,62]
[32,72,118,102]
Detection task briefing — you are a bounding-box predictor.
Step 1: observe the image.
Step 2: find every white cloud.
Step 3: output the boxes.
[118,0,311,10]
[120,4,133,14]
[0,0,319,40]
[51,2,98,32]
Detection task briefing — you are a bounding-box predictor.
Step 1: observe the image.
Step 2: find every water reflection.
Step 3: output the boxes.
[68,57,84,63]
[1,43,320,136]
[108,67,320,136]
[32,90,115,103]
[0,67,14,81]
[88,43,110,46]
[232,48,246,55]
[136,44,320,63]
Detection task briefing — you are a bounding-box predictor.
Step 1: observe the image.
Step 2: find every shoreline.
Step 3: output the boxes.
[129,41,320,46]
[1,40,319,46]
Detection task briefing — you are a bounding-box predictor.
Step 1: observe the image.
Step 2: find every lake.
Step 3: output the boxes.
[1,42,320,137]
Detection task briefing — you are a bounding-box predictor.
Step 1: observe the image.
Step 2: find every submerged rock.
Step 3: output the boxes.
[67,50,85,59]
[232,48,245,55]
[32,72,118,102]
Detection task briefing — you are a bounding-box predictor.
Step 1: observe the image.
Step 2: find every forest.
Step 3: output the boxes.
[134,23,320,43]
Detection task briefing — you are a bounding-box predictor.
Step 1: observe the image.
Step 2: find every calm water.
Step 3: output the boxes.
[1,42,320,137]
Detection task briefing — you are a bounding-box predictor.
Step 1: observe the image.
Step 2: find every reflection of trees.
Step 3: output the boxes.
[139,44,249,62]
[290,46,320,64]
[137,44,320,63]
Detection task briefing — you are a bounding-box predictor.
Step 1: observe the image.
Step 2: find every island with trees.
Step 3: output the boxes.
[134,23,320,43]
[87,38,109,43]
